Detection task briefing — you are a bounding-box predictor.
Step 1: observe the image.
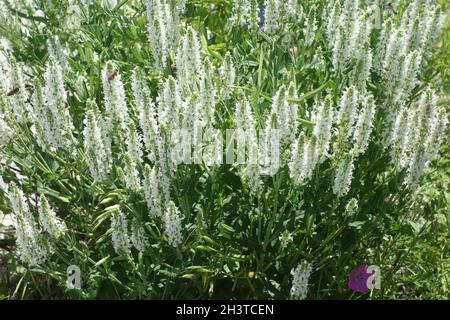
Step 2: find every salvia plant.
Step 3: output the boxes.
[0,0,448,299]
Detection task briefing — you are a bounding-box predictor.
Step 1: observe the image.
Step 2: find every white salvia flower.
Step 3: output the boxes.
[190,102,206,164]
[401,88,437,167]
[290,261,312,300]
[164,1,182,47]
[230,0,250,26]
[287,83,299,142]
[154,134,173,204]
[230,0,260,30]
[289,134,318,185]
[235,98,262,191]
[163,200,183,247]
[125,121,143,166]
[31,64,75,153]
[335,86,359,153]
[270,85,298,145]
[47,35,67,71]
[31,81,54,151]
[263,0,280,35]
[131,68,148,116]
[158,76,183,128]
[328,1,372,74]
[289,133,305,185]
[331,28,345,74]
[189,26,203,76]
[374,17,392,73]
[425,108,448,162]
[101,0,117,10]
[326,1,340,43]
[271,86,288,142]
[389,106,409,168]
[312,96,334,162]
[9,182,48,266]
[38,195,66,239]
[351,48,373,89]
[146,0,168,69]
[352,94,376,156]
[175,27,203,92]
[0,176,9,194]
[259,114,281,176]
[0,116,13,146]
[44,57,75,148]
[199,58,217,125]
[159,158,172,206]
[203,126,223,167]
[130,218,148,252]
[181,97,197,134]
[333,155,354,197]
[132,70,159,162]
[402,88,445,189]
[235,97,255,131]
[145,0,182,70]
[392,50,422,105]
[404,148,427,189]
[417,4,440,50]
[304,14,317,47]
[398,108,420,170]
[285,0,302,20]
[65,2,82,31]
[244,129,262,192]
[123,153,141,192]
[219,52,235,99]
[44,57,68,122]
[380,106,399,149]
[6,60,28,124]
[382,27,403,80]
[377,1,443,105]
[142,164,163,217]
[301,138,318,182]
[83,100,112,181]
[102,61,130,143]
[349,11,372,60]
[111,210,131,255]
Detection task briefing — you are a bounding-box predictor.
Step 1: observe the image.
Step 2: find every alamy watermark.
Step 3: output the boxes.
[66,265,81,290]
[348,263,381,293]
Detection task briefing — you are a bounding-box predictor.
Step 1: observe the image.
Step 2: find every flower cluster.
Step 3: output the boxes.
[31,58,75,153]
[83,99,113,181]
[111,210,131,255]
[7,183,49,266]
[38,194,66,239]
[388,88,448,189]
[145,0,184,70]
[163,200,183,247]
[326,0,372,76]
[262,0,303,35]
[374,0,444,106]
[230,0,260,30]
[290,261,312,300]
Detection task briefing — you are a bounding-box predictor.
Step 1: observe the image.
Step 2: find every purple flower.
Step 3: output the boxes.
[348,263,372,293]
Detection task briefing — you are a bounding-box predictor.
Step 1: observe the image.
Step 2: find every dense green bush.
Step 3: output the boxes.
[0,0,448,299]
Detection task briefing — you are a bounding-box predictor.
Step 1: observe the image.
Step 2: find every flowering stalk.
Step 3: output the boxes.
[38,194,66,239]
[111,209,131,255]
[83,99,112,181]
[290,261,312,300]
[163,200,183,247]
[8,182,49,266]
